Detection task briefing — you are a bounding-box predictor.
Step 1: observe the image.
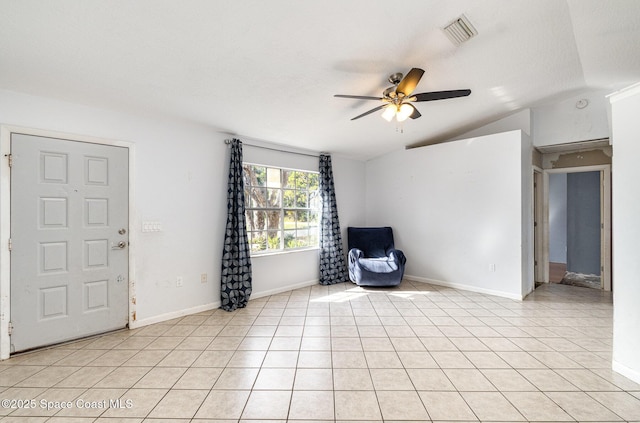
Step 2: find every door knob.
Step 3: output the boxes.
[112,241,127,249]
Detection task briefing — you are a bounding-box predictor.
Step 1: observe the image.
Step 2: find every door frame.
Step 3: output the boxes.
[541,164,612,291]
[0,125,137,359]
[533,166,544,283]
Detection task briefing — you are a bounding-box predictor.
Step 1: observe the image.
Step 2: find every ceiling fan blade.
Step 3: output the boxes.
[409,106,421,119]
[396,68,425,96]
[334,94,383,100]
[412,89,471,102]
[351,104,386,120]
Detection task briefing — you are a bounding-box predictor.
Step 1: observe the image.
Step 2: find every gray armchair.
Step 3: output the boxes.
[347,227,406,287]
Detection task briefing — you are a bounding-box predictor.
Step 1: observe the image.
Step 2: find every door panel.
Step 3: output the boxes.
[10,134,128,352]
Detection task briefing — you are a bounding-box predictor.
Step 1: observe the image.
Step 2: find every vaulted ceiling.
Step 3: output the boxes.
[1,0,639,160]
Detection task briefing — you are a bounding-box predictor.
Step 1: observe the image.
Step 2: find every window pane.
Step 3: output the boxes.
[296,229,310,247]
[296,210,309,228]
[266,168,281,188]
[245,165,266,187]
[284,210,295,230]
[309,230,318,246]
[308,173,319,190]
[251,187,266,208]
[242,165,253,188]
[309,191,320,209]
[265,210,281,231]
[250,233,266,252]
[283,170,296,188]
[245,210,253,231]
[267,188,281,207]
[267,231,280,250]
[252,211,267,231]
[296,192,308,208]
[308,211,319,225]
[283,189,295,207]
[284,230,296,248]
[295,172,308,189]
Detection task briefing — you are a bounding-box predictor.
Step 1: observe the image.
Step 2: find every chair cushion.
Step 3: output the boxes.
[357,257,400,274]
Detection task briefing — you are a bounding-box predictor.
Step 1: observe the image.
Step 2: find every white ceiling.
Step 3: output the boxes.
[1,0,640,160]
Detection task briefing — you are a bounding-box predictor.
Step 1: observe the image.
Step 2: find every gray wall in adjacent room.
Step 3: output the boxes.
[549,173,567,263]
[567,171,601,275]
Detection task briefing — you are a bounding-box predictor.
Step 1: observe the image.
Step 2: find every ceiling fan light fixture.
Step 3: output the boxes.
[381,105,396,121]
[396,104,414,122]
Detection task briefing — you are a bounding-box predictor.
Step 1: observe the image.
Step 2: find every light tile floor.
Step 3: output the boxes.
[1,281,640,422]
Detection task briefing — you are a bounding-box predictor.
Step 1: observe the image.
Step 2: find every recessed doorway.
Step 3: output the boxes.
[538,165,611,291]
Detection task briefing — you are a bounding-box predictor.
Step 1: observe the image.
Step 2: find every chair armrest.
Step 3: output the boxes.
[387,248,407,265]
[349,248,364,264]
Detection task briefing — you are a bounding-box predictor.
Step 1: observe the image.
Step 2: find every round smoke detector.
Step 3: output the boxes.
[576,99,589,109]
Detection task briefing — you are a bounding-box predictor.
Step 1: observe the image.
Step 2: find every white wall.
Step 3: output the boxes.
[532,88,611,147]
[609,84,640,384]
[365,130,530,299]
[0,89,366,336]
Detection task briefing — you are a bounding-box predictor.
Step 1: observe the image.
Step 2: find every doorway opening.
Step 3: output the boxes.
[548,170,605,289]
[533,140,612,292]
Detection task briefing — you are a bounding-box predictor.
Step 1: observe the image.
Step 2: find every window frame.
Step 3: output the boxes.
[242,162,320,255]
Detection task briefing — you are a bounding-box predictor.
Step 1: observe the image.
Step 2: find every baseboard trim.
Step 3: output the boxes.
[405,274,524,301]
[251,279,319,300]
[130,279,320,329]
[612,360,640,385]
[130,301,220,329]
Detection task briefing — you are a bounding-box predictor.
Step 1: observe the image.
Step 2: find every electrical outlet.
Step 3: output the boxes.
[176,276,183,287]
[201,273,208,283]
[489,263,496,272]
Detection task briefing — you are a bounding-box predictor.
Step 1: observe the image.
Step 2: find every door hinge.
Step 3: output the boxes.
[8,321,13,336]
[7,154,12,168]
[7,238,12,251]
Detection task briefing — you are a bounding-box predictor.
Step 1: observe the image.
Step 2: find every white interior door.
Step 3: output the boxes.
[10,133,129,352]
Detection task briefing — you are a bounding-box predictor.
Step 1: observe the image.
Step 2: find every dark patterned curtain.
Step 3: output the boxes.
[221,139,252,311]
[319,154,349,285]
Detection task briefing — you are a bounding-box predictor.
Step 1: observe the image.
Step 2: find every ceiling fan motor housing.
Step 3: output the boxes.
[388,72,403,85]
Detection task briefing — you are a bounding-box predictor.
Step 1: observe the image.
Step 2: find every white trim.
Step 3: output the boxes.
[252,278,319,300]
[130,278,319,329]
[130,301,221,329]
[404,275,524,301]
[542,164,612,291]
[533,166,545,284]
[251,247,319,258]
[0,127,11,359]
[0,125,136,359]
[612,360,640,385]
[607,82,640,103]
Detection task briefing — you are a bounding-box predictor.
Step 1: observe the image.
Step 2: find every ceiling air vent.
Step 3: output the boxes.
[443,14,477,46]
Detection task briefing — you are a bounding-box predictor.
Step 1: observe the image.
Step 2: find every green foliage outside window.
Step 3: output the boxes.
[243,164,320,253]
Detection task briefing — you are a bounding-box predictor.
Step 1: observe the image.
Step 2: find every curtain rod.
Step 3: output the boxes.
[224,138,324,158]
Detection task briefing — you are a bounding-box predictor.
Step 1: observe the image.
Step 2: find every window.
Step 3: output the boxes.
[243,163,320,254]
